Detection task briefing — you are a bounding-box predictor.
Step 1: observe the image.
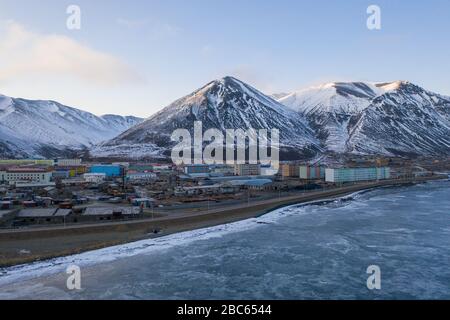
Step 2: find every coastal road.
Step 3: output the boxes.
[0,176,445,267]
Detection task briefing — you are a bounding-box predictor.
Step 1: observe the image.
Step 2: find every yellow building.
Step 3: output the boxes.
[281,164,299,177]
[0,159,54,166]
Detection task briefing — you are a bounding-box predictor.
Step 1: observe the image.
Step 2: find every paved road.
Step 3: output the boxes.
[0,177,440,235]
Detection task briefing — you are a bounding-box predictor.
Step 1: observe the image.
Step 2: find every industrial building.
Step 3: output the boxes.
[234,164,261,176]
[229,178,273,190]
[127,172,156,182]
[184,164,210,175]
[211,164,235,176]
[299,166,326,180]
[14,208,72,225]
[81,207,142,221]
[129,164,154,172]
[56,165,87,176]
[89,164,122,177]
[175,184,239,197]
[325,167,391,183]
[152,164,172,172]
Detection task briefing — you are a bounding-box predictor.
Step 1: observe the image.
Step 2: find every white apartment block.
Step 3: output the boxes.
[325,167,391,183]
[83,173,107,183]
[56,158,82,166]
[0,169,53,185]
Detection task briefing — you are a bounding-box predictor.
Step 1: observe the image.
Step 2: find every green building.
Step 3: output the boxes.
[325,167,391,183]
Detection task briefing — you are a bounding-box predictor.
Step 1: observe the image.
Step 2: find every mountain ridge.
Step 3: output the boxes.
[0,94,143,159]
[278,80,450,156]
[2,77,449,160]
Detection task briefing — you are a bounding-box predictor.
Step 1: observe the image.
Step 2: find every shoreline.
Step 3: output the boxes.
[0,176,446,268]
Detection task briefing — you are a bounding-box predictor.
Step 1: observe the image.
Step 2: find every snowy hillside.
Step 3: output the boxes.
[278,81,450,156]
[0,94,143,158]
[93,77,321,160]
[347,82,450,156]
[3,78,448,160]
[278,82,385,152]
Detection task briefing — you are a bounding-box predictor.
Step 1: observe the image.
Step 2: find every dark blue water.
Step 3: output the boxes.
[1,180,449,299]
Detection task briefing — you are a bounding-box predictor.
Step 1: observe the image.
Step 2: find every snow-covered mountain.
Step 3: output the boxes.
[93,76,321,160]
[278,82,387,152]
[269,92,291,100]
[278,81,450,156]
[4,78,448,160]
[0,94,143,158]
[347,82,450,156]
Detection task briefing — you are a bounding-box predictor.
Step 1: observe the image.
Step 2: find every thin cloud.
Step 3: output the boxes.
[201,45,214,57]
[0,21,144,86]
[116,18,149,29]
[116,17,180,39]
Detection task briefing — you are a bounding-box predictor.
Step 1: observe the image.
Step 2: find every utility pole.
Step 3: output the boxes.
[151,202,154,220]
[121,166,126,191]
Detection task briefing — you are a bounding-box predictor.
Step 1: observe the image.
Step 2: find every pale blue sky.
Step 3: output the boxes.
[0,0,449,117]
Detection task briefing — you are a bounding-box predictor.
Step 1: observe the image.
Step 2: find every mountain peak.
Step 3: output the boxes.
[203,76,242,88]
[94,77,321,159]
[219,75,240,82]
[0,94,13,111]
[190,76,244,97]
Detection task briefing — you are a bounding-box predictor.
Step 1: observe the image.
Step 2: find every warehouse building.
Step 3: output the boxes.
[81,206,142,222]
[128,164,154,172]
[127,172,156,182]
[229,178,273,190]
[14,208,72,225]
[325,167,391,183]
[184,164,210,175]
[15,182,56,189]
[211,164,235,176]
[90,165,122,177]
[152,164,172,172]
